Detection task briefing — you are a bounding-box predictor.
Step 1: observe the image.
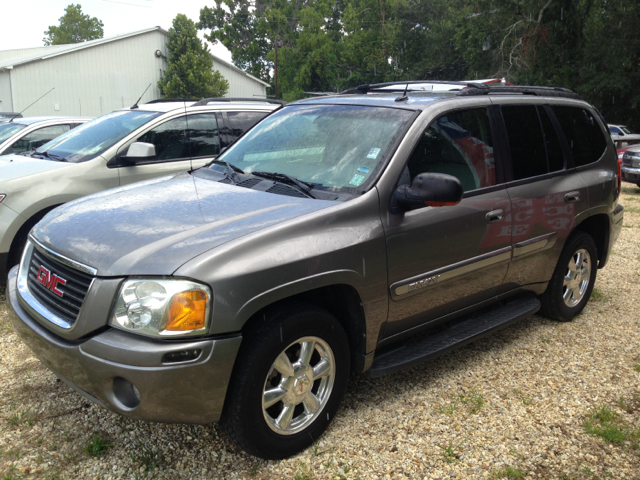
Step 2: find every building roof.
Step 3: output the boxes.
[0,27,168,71]
[210,55,270,88]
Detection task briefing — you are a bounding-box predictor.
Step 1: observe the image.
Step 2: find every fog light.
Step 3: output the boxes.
[162,349,202,364]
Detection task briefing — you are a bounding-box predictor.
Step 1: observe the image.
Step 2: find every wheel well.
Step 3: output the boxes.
[241,284,367,372]
[8,205,61,267]
[574,214,608,267]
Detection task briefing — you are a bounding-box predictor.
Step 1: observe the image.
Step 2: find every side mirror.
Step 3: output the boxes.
[123,142,156,164]
[391,172,463,213]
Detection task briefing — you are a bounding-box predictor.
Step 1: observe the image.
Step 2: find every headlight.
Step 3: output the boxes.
[110,278,211,338]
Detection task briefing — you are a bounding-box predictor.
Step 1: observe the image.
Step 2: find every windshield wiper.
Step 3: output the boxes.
[251,171,319,199]
[209,159,243,184]
[38,151,66,162]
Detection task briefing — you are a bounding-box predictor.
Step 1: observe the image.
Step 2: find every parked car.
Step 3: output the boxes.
[0,116,90,156]
[608,123,640,149]
[621,145,640,187]
[5,83,623,460]
[0,98,282,278]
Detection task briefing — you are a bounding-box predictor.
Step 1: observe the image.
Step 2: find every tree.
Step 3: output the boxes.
[158,14,229,99]
[43,4,104,46]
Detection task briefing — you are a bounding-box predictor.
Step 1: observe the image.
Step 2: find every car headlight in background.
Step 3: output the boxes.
[110,279,211,338]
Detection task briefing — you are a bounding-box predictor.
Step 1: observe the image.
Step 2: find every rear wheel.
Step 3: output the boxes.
[540,231,598,321]
[221,303,350,459]
[635,181,640,188]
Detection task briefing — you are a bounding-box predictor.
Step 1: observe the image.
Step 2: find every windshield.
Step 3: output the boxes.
[35,110,162,163]
[0,123,27,144]
[215,104,414,191]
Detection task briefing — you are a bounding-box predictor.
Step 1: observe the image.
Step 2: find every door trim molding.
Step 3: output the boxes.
[513,231,558,258]
[391,246,512,299]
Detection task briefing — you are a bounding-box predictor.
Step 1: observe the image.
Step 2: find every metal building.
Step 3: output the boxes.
[0,27,269,117]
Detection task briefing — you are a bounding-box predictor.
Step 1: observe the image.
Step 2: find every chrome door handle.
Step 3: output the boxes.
[564,191,580,203]
[485,209,504,224]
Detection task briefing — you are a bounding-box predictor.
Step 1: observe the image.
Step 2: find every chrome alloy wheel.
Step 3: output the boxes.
[262,336,336,435]
[562,248,592,308]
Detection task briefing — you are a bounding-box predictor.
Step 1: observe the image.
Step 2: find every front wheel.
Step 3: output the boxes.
[540,231,598,321]
[221,304,350,459]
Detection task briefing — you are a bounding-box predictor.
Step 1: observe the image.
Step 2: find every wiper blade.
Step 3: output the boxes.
[40,151,66,162]
[210,159,243,184]
[252,171,319,199]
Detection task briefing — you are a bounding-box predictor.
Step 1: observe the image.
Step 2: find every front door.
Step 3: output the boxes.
[383,107,512,339]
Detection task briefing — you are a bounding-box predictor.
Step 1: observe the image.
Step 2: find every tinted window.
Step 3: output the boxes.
[137,116,189,161]
[226,111,269,138]
[406,108,496,192]
[539,107,564,172]
[10,124,71,154]
[187,113,220,157]
[503,105,547,180]
[609,126,622,134]
[552,106,607,167]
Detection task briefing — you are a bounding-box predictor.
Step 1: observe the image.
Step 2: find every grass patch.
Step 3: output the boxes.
[83,433,112,457]
[130,443,161,472]
[589,287,608,302]
[438,437,467,463]
[633,363,640,373]
[8,410,36,427]
[490,465,528,478]
[583,405,640,447]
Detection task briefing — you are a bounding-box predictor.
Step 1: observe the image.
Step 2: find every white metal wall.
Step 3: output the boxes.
[6,30,168,117]
[0,72,12,112]
[213,60,268,99]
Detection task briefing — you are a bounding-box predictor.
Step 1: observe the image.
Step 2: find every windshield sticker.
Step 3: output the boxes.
[366,147,381,159]
[349,174,365,187]
[356,166,370,174]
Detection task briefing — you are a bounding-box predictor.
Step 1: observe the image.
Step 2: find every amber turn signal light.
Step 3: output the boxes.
[166,289,209,331]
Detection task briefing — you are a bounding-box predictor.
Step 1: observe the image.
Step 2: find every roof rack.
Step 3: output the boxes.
[145,98,199,104]
[191,98,286,107]
[458,85,582,99]
[340,80,489,95]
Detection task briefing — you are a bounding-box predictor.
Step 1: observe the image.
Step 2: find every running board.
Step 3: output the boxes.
[367,296,541,378]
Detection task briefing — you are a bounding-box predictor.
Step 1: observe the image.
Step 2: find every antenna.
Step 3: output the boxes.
[130,83,152,109]
[9,87,55,122]
[395,83,410,102]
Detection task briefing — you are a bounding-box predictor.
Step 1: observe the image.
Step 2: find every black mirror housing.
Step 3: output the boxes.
[391,172,463,213]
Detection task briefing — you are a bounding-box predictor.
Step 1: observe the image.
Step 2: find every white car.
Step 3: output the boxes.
[0,117,90,156]
[608,124,640,149]
[0,98,282,278]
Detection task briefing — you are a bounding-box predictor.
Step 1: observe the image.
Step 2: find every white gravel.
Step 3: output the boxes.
[1,187,639,479]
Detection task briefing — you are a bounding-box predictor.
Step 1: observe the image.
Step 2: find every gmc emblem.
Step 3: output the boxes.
[36,266,66,297]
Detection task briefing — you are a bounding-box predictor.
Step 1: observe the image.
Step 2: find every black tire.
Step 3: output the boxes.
[221,303,350,459]
[635,181,640,188]
[540,231,598,321]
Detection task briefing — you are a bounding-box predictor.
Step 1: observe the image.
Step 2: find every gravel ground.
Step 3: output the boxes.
[1,187,639,480]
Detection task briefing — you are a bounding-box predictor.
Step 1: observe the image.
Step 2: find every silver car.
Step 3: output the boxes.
[0,116,90,156]
[0,99,281,277]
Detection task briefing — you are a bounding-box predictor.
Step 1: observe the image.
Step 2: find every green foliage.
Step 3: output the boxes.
[158,14,229,99]
[490,465,528,479]
[83,433,112,456]
[583,405,640,446]
[43,4,103,46]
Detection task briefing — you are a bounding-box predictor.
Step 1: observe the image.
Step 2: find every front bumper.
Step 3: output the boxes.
[621,165,640,183]
[6,266,242,424]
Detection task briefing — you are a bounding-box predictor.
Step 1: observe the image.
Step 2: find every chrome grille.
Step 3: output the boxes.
[26,247,93,326]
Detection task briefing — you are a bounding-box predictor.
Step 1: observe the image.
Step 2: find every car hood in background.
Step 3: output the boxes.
[0,155,71,184]
[32,173,338,276]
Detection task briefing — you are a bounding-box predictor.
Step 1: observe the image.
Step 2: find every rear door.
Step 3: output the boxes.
[383,106,513,338]
[497,101,590,288]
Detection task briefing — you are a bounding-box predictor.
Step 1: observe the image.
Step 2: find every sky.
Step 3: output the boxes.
[0,0,233,62]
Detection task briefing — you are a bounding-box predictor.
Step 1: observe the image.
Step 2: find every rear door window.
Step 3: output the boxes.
[405,107,496,192]
[226,111,269,138]
[552,106,607,167]
[502,105,548,180]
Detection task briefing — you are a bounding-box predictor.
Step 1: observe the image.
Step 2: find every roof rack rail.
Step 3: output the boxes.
[144,98,199,104]
[458,86,582,99]
[191,97,286,107]
[340,80,489,95]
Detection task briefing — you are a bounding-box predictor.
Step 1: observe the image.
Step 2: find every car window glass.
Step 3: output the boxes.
[538,107,564,172]
[503,105,547,180]
[609,126,622,134]
[186,113,220,158]
[0,123,27,144]
[226,111,269,138]
[10,124,71,154]
[218,105,414,191]
[136,116,188,161]
[405,108,496,192]
[552,106,607,167]
[621,126,631,134]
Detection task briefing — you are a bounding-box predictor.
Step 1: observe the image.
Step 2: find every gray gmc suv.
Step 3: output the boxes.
[6,82,624,459]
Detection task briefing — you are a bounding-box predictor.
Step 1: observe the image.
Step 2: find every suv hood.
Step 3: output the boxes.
[0,154,71,184]
[31,173,338,276]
